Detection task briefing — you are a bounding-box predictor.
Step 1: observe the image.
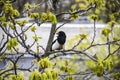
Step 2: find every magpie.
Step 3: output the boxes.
[51,31,66,51]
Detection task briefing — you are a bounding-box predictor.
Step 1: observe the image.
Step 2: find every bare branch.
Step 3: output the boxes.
[2,73,14,79]
[50,49,98,62]
[0,68,13,76]
[10,0,17,3]
[55,20,71,33]
[72,38,84,49]
[83,20,96,52]
[59,71,92,76]
[83,39,120,52]
[104,46,120,60]
[15,23,35,38]
[56,3,96,17]
[0,39,8,53]
[0,34,4,46]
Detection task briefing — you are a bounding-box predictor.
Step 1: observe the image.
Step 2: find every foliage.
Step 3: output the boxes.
[7,38,18,52]
[102,28,111,37]
[0,0,120,80]
[29,70,41,80]
[39,57,51,69]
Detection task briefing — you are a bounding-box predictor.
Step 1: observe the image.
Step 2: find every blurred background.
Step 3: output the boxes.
[6,0,120,23]
[0,0,120,80]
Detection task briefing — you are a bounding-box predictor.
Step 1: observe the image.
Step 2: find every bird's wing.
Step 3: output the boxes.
[52,39,57,45]
[51,39,62,51]
[50,39,57,51]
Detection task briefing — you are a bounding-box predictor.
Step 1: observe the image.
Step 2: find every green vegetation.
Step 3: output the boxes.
[0,0,120,80]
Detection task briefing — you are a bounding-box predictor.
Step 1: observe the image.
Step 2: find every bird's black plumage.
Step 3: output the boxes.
[57,31,66,44]
[51,31,66,51]
[52,0,59,10]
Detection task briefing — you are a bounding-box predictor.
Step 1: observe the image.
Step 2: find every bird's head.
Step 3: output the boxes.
[57,31,66,38]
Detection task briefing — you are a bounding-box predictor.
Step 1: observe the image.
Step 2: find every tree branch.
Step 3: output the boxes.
[49,49,98,62]
[56,3,96,17]
[45,24,57,55]
[59,71,92,76]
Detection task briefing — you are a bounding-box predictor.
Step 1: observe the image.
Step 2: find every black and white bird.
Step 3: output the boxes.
[47,0,59,11]
[51,31,66,51]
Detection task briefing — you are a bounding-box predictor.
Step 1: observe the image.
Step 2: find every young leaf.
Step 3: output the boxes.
[48,12,57,24]
[24,2,31,10]
[40,12,48,20]
[30,13,39,18]
[29,70,41,80]
[30,26,37,32]
[89,14,98,20]
[39,57,51,69]
[32,36,42,42]
[102,28,111,37]
[107,20,116,27]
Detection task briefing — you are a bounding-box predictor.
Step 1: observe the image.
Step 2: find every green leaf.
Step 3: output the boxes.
[95,9,100,14]
[10,24,15,29]
[23,20,29,23]
[40,12,48,20]
[29,70,41,80]
[88,0,105,7]
[66,76,74,80]
[102,28,111,37]
[107,20,116,27]
[51,69,58,80]
[32,36,42,42]
[89,14,98,20]
[16,72,25,80]
[24,2,31,10]
[41,73,48,80]
[7,38,18,51]
[30,26,37,32]
[8,75,17,80]
[112,72,120,79]
[79,34,87,39]
[45,71,53,80]
[16,20,24,26]
[79,4,86,8]
[71,4,77,9]
[69,9,79,20]
[39,57,51,69]
[12,9,20,17]
[48,12,57,24]
[29,13,39,18]
[3,3,13,14]
[0,16,6,22]
[33,3,39,10]
[2,22,7,27]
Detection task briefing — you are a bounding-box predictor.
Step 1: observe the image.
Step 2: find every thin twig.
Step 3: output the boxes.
[72,38,84,49]
[59,71,92,76]
[104,37,111,61]
[55,20,71,33]
[56,3,96,17]
[83,19,96,52]
[50,49,97,62]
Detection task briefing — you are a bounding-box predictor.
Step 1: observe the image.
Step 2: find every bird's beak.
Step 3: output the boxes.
[56,32,59,35]
[56,32,59,37]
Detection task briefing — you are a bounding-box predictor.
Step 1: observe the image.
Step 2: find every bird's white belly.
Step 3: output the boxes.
[52,41,62,50]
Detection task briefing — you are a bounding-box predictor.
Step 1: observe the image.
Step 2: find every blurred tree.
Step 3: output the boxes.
[13,0,31,17]
[96,0,120,23]
[2,0,120,23]
[0,0,120,80]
